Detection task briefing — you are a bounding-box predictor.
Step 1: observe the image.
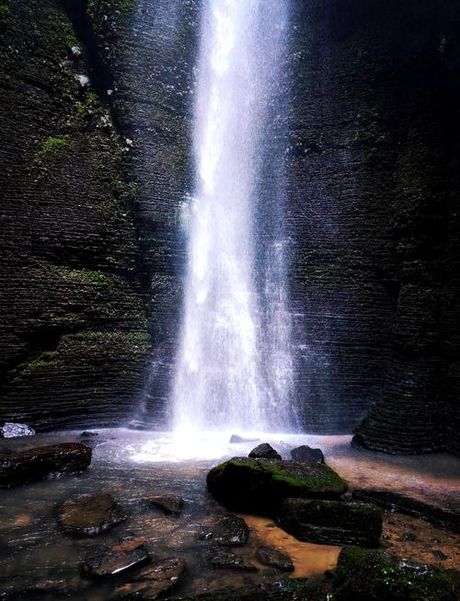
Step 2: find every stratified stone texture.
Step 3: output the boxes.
[287,0,460,452]
[0,442,91,487]
[278,498,383,547]
[0,0,459,454]
[0,0,151,430]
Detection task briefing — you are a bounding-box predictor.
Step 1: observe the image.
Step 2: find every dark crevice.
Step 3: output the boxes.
[60,0,124,137]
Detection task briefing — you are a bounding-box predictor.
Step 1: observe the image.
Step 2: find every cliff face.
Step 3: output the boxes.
[0,0,459,453]
[288,0,460,452]
[0,0,151,429]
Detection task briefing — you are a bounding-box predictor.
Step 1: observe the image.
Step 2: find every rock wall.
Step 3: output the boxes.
[0,0,151,429]
[0,0,459,453]
[288,0,460,452]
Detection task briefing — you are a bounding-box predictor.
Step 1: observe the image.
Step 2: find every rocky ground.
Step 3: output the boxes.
[0,430,459,600]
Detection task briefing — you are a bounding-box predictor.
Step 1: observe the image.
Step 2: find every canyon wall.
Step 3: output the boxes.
[0,0,458,453]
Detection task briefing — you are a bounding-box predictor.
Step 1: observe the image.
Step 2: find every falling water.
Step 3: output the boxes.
[171,0,294,434]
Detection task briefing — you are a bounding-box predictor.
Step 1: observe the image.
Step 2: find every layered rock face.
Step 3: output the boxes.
[0,0,459,454]
[288,0,460,452]
[0,0,151,429]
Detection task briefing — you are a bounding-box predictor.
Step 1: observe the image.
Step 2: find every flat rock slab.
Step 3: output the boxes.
[114,558,185,600]
[56,493,125,536]
[213,514,249,546]
[0,443,91,488]
[352,488,460,533]
[255,546,294,571]
[82,545,149,578]
[206,546,258,572]
[290,445,324,464]
[207,457,348,514]
[249,443,282,460]
[146,494,184,515]
[278,498,383,547]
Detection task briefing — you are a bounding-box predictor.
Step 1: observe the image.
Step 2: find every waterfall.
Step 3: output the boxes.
[171,0,294,434]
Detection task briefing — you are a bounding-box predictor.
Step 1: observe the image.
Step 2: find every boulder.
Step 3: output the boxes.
[0,423,35,438]
[290,445,324,464]
[229,435,259,443]
[255,546,294,571]
[213,514,249,546]
[352,488,460,533]
[205,546,258,572]
[80,431,99,438]
[207,457,348,514]
[0,443,91,488]
[82,545,149,578]
[249,443,282,460]
[145,494,184,515]
[278,498,382,547]
[332,546,456,601]
[56,492,125,536]
[113,558,185,599]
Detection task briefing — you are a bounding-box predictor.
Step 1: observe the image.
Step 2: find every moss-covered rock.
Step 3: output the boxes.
[206,457,348,514]
[332,546,456,601]
[278,498,383,547]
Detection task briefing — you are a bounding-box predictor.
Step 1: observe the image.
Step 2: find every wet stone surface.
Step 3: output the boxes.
[213,514,250,546]
[205,546,259,572]
[290,445,324,464]
[82,544,149,578]
[146,494,184,515]
[0,430,458,601]
[56,492,126,536]
[0,443,92,488]
[248,443,282,460]
[255,547,294,572]
[114,558,186,600]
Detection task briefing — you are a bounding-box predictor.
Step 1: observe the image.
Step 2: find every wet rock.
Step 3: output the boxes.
[56,492,125,536]
[207,457,348,514]
[146,494,184,515]
[0,443,91,488]
[206,546,258,572]
[0,445,13,455]
[278,498,382,547]
[213,514,249,546]
[170,579,325,601]
[352,488,460,533]
[290,445,324,464]
[332,546,456,601]
[249,443,282,460]
[255,546,294,571]
[230,435,259,443]
[80,431,99,438]
[82,545,149,578]
[111,536,148,553]
[0,422,35,438]
[114,558,185,599]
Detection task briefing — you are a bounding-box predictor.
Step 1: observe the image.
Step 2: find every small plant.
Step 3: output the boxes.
[34,136,70,164]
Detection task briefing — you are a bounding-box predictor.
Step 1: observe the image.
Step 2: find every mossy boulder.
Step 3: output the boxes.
[206,457,348,514]
[332,546,456,601]
[278,498,383,547]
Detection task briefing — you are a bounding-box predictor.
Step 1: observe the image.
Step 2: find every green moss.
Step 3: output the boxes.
[34,136,70,164]
[332,547,456,601]
[0,4,11,25]
[207,457,348,514]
